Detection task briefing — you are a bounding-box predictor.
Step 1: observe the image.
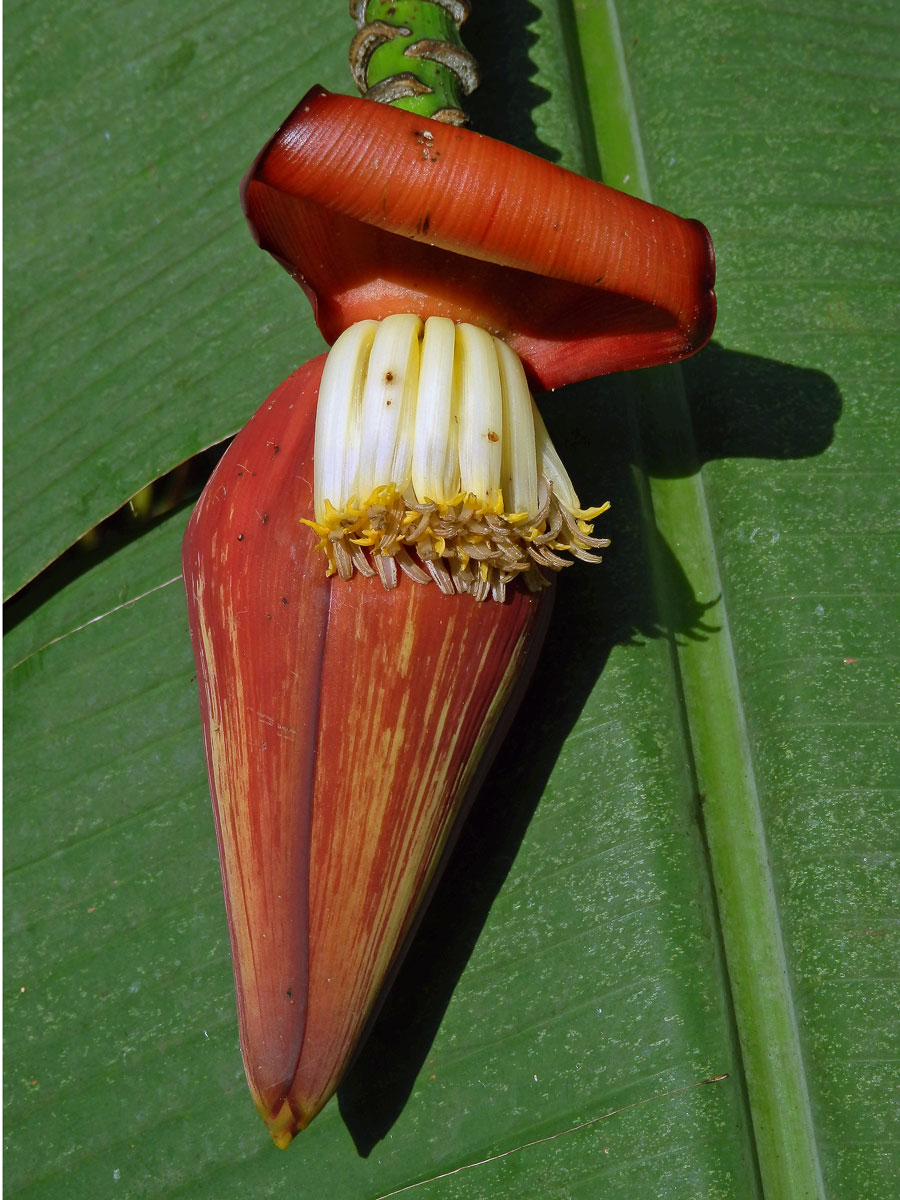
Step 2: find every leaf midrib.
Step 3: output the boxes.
[568,2,827,1197]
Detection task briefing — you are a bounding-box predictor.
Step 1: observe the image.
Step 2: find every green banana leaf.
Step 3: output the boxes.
[5,2,897,1197]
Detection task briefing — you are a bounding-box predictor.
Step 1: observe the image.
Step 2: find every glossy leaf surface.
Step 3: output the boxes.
[4,2,897,1198]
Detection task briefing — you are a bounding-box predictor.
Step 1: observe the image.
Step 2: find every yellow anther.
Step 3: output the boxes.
[300,517,331,538]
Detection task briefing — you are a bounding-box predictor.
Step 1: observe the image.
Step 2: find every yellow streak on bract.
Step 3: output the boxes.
[307,604,490,1100]
[195,566,301,1126]
[197,624,268,998]
[396,614,418,678]
[198,580,255,959]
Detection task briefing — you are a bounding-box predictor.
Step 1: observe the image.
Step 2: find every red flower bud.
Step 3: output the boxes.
[183,357,553,1144]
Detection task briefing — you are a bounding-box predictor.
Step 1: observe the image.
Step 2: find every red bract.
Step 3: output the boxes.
[243,86,716,392]
[183,358,553,1145]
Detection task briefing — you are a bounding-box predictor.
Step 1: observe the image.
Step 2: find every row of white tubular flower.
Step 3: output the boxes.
[305,314,609,602]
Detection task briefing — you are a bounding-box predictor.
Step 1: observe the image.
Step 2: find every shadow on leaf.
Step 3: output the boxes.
[465,0,557,162]
[338,342,841,1154]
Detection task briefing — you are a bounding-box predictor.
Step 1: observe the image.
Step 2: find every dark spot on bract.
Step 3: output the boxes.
[384,370,394,383]
[237,533,244,541]
[487,430,499,442]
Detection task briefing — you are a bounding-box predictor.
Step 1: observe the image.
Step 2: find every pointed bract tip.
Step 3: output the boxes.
[263,1097,314,1149]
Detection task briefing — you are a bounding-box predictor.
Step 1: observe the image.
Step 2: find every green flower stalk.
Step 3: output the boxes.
[349,0,479,124]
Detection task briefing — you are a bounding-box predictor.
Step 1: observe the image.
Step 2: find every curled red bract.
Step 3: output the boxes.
[242,86,716,392]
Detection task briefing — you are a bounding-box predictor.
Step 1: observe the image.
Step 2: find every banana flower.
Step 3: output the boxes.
[183,82,715,1146]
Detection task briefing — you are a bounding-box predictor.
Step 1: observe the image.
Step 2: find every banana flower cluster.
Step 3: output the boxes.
[183,84,715,1145]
